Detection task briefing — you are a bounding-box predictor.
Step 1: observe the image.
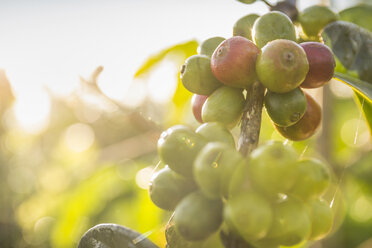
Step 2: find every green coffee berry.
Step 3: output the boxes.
[196,122,235,147]
[237,0,256,4]
[174,191,223,241]
[308,199,334,241]
[275,92,321,141]
[224,190,273,242]
[266,196,311,246]
[252,11,296,48]
[199,37,226,57]
[158,125,206,177]
[194,142,243,198]
[264,88,307,127]
[290,159,331,201]
[256,39,309,93]
[149,167,197,211]
[299,5,339,38]
[248,141,298,196]
[202,86,245,128]
[181,55,222,95]
[233,14,260,40]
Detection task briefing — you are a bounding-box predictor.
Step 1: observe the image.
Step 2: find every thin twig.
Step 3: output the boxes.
[261,0,274,8]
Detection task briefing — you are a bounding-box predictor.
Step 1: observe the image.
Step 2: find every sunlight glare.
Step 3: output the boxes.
[147,61,178,104]
[64,123,95,153]
[13,88,51,134]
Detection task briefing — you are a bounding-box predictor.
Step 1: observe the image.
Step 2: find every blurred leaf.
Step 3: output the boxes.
[355,92,372,134]
[334,73,372,103]
[339,4,372,32]
[323,21,372,135]
[78,223,159,248]
[323,21,372,83]
[134,40,198,78]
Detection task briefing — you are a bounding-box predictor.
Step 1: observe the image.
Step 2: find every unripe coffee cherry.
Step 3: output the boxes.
[202,86,245,128]
[264,88,307,127]
[300,42,335,88]
[266,196,311,246]
[237,0,256,4]
[308,199,334,241]
[233,14,260,40]
[196,122,235,147]
[299,5,339,38]
[158,125,206,177]
[256,39,309,93]
[248,141,298,196]
[181,55,222,95]
[290,159,331,201]
[199,37,226,58]
[224,190,273,242]
[149,167,197,211]
[275,93,321,141]
[211,36,260,88]
[191,94,208,123]
[174,191,223,241]
[194,142,243,198]
[252,11,296,48]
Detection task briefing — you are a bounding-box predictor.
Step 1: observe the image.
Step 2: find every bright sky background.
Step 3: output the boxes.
[0,0,352,132]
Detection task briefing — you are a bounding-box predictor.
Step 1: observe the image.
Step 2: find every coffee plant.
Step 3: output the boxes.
[79,1,372,247]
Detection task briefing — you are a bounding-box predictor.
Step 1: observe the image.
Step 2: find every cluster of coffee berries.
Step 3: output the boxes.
[185,9,336,141]
[149,4,339,247]
[226,141,334,247]
[151,134,334,247]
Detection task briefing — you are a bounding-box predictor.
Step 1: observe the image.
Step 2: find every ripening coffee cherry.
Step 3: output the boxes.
[266,196,311,246]
[181,55,222,95]
[194,142,243,198]
[199,37,226,58]
[191,94,208,123]
[275,93,321,141]
[300,42,336,88]
[174,191,223,241]
[224,190,273,242]
[299,5,339,38]
[256,39,309,93]
[308,198,334,241]
[196,122,235,147]
[211,37,260,88]
[233,14,260,40]
[264,88,307,127]
[202,86,245,128]
[149,167,197,211]
[158,125,206,177]
[290,159,331,201]
[248,141,298,196]
[252,11,296,48]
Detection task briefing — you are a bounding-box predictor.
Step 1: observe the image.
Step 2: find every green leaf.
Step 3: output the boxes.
[322,21,372,135]
[322,21,372,83]
[78,224,159,248]
[134,40,198,78]
[334,72,372,103]
[339,4,372,32]
[355,92,372,134]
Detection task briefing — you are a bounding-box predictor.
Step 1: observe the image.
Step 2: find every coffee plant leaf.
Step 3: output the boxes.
[78,223,159,248]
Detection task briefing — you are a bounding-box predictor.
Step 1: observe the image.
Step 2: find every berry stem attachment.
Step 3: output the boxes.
[238,81,266,156]
[261,0,274,8]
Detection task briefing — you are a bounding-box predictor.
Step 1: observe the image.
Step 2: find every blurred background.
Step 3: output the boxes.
[0,0,372,247]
